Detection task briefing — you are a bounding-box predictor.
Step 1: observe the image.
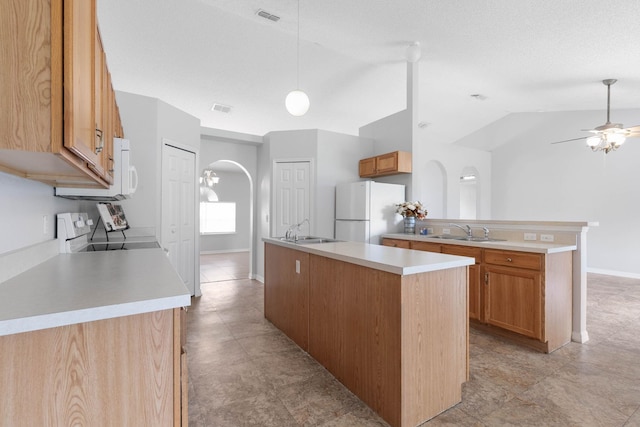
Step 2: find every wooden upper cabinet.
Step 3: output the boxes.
[358,156,377,177]
[0,0,122,188]
[63,0,99,167]
[359,151,412,178]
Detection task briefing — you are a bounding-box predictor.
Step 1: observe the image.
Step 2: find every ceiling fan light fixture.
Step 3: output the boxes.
[586,136,601,147]
[607,133,626,146]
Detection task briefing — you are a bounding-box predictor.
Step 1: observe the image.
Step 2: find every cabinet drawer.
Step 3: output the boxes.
[381,238,410,249]
[484,249,542,270]
[442,244,481,263]
[410,241,441,252]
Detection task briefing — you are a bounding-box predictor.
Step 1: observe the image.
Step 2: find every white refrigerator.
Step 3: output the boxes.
[335,181,405,245]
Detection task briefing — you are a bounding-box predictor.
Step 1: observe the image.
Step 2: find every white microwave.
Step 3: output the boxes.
[55,138,138,201]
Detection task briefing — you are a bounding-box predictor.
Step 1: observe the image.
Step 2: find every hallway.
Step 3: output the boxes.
[188,253,640,426]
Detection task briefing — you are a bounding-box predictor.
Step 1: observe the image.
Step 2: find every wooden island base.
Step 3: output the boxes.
[265,242,469,427]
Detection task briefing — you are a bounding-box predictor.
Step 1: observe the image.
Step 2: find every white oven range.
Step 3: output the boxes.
[57,213,159,253]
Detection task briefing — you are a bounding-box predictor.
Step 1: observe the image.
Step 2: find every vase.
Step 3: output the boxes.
[403,216,416,234]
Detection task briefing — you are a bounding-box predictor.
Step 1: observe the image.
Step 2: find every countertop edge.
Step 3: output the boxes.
[263,238,474,275]
[0,294,191,337]
[381,234,577,254]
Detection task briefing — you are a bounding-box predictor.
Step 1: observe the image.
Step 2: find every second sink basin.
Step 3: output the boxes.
[428,235,506,242]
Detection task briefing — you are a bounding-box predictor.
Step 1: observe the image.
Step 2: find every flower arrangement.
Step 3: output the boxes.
[396,201,427,219]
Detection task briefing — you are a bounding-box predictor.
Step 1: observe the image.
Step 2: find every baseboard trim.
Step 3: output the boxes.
[588,268,640,280]
[200,249,249,255]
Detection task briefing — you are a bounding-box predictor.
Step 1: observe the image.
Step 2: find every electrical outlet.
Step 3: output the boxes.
[524,233,537,241]
[442,228,451,234]
[540,234,554,242]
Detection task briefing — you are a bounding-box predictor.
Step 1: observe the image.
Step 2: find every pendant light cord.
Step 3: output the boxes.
[296,0,300,89]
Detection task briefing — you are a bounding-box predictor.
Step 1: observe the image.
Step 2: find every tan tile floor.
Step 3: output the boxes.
[189,254,640,426]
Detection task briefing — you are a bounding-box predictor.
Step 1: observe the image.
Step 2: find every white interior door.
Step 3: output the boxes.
[162,143,196,295]
[274,161,311,237]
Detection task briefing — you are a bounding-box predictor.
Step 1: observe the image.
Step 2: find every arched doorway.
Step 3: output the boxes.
[459,166,479,220]
[199,160,254,281]
[423,160,447,218]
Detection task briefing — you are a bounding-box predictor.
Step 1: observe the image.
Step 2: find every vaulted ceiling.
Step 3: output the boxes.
[97,0,640,147]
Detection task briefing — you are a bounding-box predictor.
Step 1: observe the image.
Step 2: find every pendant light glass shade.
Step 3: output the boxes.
[285,90,310,116]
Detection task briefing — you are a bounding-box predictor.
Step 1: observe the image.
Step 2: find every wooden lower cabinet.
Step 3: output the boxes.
[383,237,574,353]
[0,309,187,426]
[441,245,482,322]
[484,264,542,340]
[264,243,309,350]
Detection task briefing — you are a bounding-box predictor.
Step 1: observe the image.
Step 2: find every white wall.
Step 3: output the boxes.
[411,139,492,221]
[359,109,413,192]
[478,110,640,277]
[254,129,373,279]
[114,91,201,238]
[0,172,81,254]
[316,130,374,238]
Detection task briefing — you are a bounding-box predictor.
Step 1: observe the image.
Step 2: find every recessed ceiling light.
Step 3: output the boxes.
[211,103,232,114]
[470,94,487,101]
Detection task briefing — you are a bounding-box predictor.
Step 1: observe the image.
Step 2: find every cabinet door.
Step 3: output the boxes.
[375,152,399,174]
[89,25,106,179]
[468,264,481,321]
[381,238,410,249]
[358,157,376,177]
[484,265,542,340]
[63,0,99,167]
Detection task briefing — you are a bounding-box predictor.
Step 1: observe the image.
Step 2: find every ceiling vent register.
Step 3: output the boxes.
[211,103,232,114]
[256,9,280,22]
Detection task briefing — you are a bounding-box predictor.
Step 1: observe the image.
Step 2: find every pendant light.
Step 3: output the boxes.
[285,0,309,116]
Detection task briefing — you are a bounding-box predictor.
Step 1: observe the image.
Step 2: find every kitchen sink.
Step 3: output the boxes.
[279,236,339,244]
[428,235,506,242]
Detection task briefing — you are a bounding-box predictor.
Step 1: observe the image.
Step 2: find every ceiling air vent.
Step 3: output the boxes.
[211,103,232,114]
[256,9,280,22]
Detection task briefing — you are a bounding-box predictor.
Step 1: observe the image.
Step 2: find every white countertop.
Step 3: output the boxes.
[264,238,474,275]
[382,233,577,254]
[0,248,191,337]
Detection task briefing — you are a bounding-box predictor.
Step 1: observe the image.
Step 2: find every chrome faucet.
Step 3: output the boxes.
[285,218,309,241]
[450,223,472,238]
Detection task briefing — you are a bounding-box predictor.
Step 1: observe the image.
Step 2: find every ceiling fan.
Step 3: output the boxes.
[552,79,640,153]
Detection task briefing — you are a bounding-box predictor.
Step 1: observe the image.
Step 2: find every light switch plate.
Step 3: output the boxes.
[540,234,554,242]
[524,233,537,241]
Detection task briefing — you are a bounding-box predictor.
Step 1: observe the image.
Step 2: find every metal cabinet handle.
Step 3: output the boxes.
[506,257,512,262]
[95,128,104,154]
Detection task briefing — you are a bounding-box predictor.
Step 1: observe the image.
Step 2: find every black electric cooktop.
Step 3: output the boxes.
[81,241,161,252]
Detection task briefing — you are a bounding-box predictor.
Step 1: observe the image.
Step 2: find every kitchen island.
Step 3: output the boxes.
[0,247,191,426]
[263,238,474,427]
